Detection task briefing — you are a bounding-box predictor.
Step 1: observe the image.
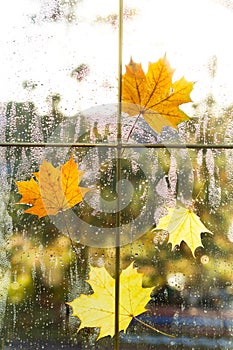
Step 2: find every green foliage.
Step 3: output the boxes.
[3,66,233,346]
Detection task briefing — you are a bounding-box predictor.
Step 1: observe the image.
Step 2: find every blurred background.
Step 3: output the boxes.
[1,0,233,349]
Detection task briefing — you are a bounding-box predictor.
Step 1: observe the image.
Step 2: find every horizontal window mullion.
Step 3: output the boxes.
[0,142,233,149]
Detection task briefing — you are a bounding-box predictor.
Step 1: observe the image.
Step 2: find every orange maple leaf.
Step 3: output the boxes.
[122,55,194,133]
[16,156,90,218]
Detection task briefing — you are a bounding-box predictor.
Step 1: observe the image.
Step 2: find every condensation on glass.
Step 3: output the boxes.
[1,1,233,349]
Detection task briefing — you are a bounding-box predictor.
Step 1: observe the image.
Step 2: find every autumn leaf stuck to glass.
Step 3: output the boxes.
[15,156,90,218]
[122,55,194,133]
[67,262,173,340]
[155,207,213,257]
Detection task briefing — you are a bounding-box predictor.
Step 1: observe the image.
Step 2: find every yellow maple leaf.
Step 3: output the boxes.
[155,207,212,257]
[67,262,154,340]
[122,55,194,133]
[16,156,90,218]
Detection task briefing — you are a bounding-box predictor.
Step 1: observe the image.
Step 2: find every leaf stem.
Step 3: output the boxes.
[126,113,142,143]
[121,113,142,156]
[60,210,80,257]
[134,315,175,338]
[190,181,206,210]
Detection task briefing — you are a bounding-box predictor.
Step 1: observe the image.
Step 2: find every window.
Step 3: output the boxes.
[1,1,233,349]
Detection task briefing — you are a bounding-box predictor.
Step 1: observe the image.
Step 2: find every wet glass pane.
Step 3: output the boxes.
[1,1,233,350]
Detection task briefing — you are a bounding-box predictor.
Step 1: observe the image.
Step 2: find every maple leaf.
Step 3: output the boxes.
[155,207,213,257]
[16,156,90,218]
[67,262,154,340]
[122,55,194,133]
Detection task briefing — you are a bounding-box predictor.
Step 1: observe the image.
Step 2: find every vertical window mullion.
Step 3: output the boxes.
[115,0,124,349]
